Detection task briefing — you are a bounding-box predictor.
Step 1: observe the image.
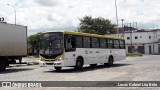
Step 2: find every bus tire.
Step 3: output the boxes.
[108,56,114,67]
[54,67,62,71]
[0,58,7,71]
[104,56,114,66]
[90,64,97,67]
[74,58,83,70]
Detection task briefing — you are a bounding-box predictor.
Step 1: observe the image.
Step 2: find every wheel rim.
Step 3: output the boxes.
[77,61,82,67]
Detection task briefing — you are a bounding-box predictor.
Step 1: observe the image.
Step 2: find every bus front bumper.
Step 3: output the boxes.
[39,60,64,68]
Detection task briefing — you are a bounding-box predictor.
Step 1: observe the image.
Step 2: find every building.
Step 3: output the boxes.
[124,29,160,54]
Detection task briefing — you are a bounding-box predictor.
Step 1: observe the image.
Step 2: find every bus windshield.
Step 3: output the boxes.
[40,32,63,58]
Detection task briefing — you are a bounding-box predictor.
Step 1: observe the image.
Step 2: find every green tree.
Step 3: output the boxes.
[78,16,116,35]
[28,33,42,55]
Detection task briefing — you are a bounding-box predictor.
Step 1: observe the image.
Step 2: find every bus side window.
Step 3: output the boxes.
[76,36,83,48]
[72,37,76,48]
[65,35,76,52]
[100,38,106,48]
[83,37,91,48]
[119,40,125,49]
[91,37,99,48]
[114,40,119,49]
[66,38,72,48]
[108,39,114,49]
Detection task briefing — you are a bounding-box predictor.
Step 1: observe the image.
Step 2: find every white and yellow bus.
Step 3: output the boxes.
[39,31,126,71]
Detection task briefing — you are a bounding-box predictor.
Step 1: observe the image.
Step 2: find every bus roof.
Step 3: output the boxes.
[43,30,124,40]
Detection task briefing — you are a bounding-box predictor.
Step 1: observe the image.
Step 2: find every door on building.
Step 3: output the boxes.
[149,45,152,54]
[138,46,145,54]
[128,46,134,53]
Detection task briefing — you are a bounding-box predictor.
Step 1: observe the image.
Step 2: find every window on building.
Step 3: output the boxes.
[127,37,130,40]
[149,36,151,39]
[135,36,138,39]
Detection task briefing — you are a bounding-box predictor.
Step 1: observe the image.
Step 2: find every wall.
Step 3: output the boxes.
[126,43,160,54]
[111,30,160,54]
[125,31,158,44]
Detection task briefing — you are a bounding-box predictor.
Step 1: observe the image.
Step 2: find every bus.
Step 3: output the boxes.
[39,31,126,71]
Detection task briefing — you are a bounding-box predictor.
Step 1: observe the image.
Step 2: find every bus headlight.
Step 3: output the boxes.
[40,58,44,61]
[57,56,64,61]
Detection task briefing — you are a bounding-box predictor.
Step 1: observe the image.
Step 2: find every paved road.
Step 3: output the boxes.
[0,55,160,90]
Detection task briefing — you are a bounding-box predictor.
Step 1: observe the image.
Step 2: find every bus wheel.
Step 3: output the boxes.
[75,59,83,70]
[108,56,114,67]
[54,67,62,71]
[90,64,97,67]
[0,58,7,71]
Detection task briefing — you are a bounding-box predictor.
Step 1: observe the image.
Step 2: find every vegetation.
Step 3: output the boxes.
[126,53,143,57]
[78,16,116,35]
[28,33,42,55]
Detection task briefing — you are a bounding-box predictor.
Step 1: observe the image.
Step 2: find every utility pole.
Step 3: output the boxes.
[136,22,138,30]
[153,20,155,30]
[121,19,124,37]
[130,23,133,53]
[7,4,16,25]
[115,0,119,37]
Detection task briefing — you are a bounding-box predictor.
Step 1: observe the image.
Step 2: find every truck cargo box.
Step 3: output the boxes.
[0,22,27,56]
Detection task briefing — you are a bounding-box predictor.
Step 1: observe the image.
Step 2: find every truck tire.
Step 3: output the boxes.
[9,59,16,64]
[19,57,22,64]
[0,58,7,71]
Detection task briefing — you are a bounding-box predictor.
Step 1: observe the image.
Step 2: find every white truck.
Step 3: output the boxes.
[0,22,27,71]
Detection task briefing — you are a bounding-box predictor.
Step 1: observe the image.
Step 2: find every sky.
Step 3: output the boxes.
[1,0,160,35]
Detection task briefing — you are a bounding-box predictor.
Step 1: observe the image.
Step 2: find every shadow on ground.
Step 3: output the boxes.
[44,63,131,73]
[0,68,33,74]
